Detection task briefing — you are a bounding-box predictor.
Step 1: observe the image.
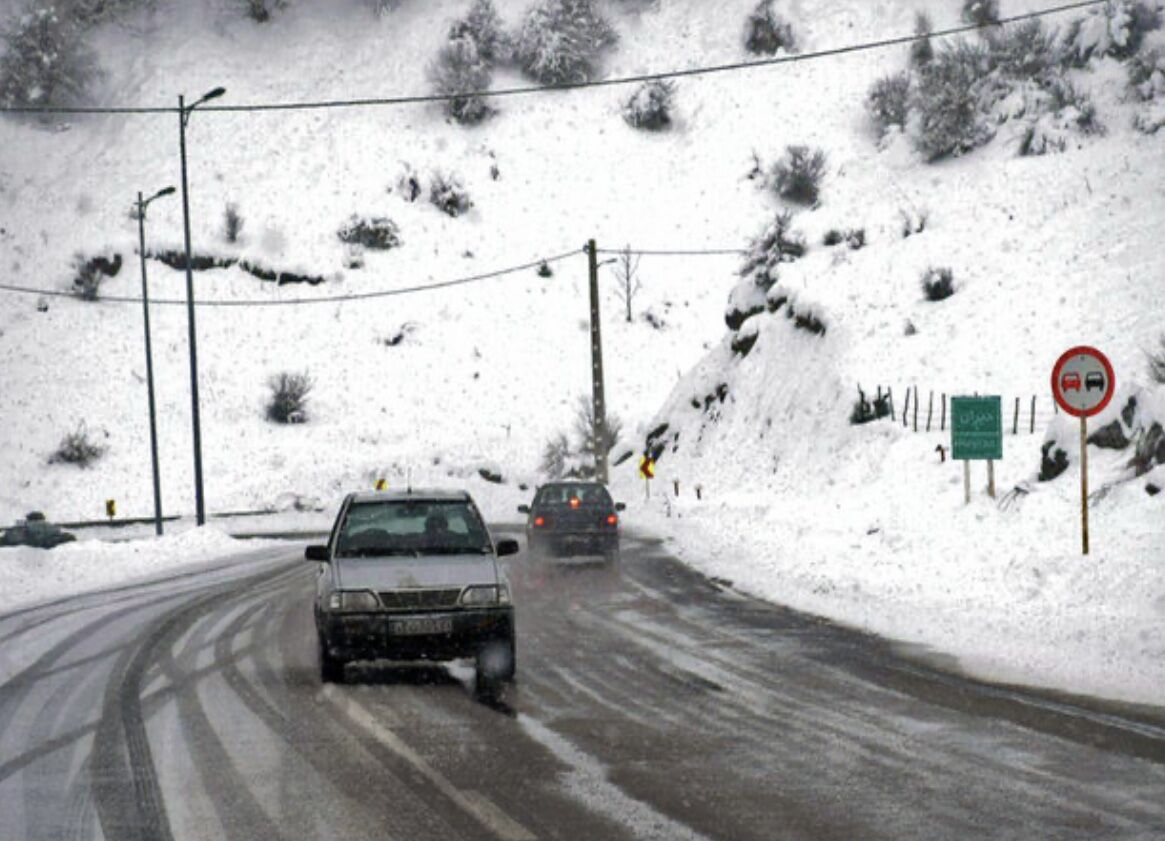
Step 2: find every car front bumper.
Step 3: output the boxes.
[319,606,514,662]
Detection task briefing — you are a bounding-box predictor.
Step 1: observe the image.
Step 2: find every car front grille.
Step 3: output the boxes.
[377,588,462,611]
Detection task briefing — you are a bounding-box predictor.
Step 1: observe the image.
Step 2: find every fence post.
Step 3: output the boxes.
[1030,395,1036,434]
[926,391,934,432]
[913,385,919,432]
[902,387,911,428]
[887,387,895,422]
[1013,396,1020,435]
[941,393,947,432]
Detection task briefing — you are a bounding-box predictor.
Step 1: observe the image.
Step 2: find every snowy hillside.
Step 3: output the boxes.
[1,0,1163,702]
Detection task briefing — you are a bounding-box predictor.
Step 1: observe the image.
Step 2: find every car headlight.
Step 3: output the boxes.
[461,585,510,606]
[327,590,380,612]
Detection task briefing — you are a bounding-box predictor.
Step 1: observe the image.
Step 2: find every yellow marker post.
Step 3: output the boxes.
[105,499,116,520]
[375,478,387,491]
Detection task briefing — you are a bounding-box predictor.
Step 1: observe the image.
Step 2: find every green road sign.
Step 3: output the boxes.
[951,396,1003,461]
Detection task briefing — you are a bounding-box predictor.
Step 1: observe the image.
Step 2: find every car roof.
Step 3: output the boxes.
[539,480,606,488]
[346,488,473,504]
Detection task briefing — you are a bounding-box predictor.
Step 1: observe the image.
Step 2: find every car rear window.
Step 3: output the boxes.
[335,500,490,557]
[534,484,613,506]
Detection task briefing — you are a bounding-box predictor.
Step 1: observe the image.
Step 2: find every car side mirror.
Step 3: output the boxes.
[305,545,330,562]
[495,538,520,557]
[517,505,530,514]
[615,502,626,512]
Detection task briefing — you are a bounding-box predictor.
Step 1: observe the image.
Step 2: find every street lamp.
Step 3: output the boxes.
[136,185,176,536]
[178,86,225,527]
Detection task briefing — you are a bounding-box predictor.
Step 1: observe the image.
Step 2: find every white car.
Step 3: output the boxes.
[306,489,518,686]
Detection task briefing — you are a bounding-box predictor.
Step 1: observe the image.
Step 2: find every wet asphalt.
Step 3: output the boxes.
[1,530,1163,841]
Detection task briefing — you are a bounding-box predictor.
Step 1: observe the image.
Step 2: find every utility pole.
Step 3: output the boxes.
[178,87,224,526]
[136,186,175,536]
[586,239,609,485]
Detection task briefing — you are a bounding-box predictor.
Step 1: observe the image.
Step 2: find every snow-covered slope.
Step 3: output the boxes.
[1,0,1162,701]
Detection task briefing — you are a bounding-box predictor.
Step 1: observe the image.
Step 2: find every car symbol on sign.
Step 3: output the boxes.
[1060,372,1082,392]
[1084,372,1105,392]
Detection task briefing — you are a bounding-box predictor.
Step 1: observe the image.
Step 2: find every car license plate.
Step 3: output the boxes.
[391,617,452,636]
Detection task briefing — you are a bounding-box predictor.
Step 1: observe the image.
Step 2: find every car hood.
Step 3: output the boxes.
[333,555,499,591]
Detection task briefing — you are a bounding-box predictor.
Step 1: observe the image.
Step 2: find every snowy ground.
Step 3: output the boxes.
[1,0,1163,706]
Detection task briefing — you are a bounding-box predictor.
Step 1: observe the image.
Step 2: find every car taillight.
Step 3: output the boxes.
[606,514,618,526]
[570,497,580,509]
[534,516,545,527]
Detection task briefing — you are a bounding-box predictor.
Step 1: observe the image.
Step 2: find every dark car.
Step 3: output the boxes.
[1085,372,1106,392]
[518,481,625,563]
[305,489,518,686]
[0,512,76,549]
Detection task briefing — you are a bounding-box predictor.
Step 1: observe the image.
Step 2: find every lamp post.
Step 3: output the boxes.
[178,86,225,526]
[136,186,176,536]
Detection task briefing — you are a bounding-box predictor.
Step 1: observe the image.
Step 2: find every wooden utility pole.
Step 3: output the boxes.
[586,240,609,485]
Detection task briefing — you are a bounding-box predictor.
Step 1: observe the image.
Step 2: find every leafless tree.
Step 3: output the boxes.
[612,244,641,323]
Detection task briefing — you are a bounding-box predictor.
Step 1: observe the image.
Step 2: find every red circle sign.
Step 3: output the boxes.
[1051,346,1115,418]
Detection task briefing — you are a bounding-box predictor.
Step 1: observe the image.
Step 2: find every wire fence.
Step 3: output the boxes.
[857,385,1062,436]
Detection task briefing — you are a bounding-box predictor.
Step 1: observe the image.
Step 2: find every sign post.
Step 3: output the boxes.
[951,396,1003,503]
[1051,346,1115,556]
[638,456,655,500]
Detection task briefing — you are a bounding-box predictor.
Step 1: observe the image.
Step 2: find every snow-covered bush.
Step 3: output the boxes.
[514,0,617,85]
[449,0,509,63]
[49,423,104,467]
[428,35,493,124]
[1063,1,1162,65]
[0,6,99,111]
[266,372,313,424]
[921,266,955,301]
[867,71,911,135]
[912,39,994,160]
[337,215,401,249]
[962,0,999,27]
[223,203,244,243]
[71,252,122,301]
[429,171,472,217]
[911,11,934,67]
[739,211,805,293]
[850,388,893,425]
[70,0,153,26]
[394,163,423,202]
[243,0,287,22]
[1129,46,1165,98]
[743,0,794,55]
[1149,335,1165,383]
[987,19,1060,79]
[623,79,675,130]
[540,432,572,478]
[770,144,826,205]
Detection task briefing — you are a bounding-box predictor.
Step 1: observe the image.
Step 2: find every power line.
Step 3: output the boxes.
[0,0,1107,117]
[596,247,745,256]
[0,249,581,308]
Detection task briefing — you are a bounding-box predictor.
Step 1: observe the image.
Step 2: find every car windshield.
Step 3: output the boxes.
[335,499,491,558]
[534,483,614,507]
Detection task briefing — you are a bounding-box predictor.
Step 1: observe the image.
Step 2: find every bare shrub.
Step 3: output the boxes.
[867,71,911,135]
[0,7,99,112]
[744,0,794,55]
[850,387,892,425]
[612,244,641,322]
[429,171,472,217]
[49,423,104,467]
[739,210,805,294]
[338,215,401,249]
[770,144,826,205]
[623,79,675,130]
[572,394,623,460]
[266,372,313,424]
[514,0,617,85]
[540,432,572,479]
[243,0,287,22]
[921,266,955,301]
[71,252,123,301]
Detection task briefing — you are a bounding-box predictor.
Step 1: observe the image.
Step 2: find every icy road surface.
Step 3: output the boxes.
[1,532,1164,841]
